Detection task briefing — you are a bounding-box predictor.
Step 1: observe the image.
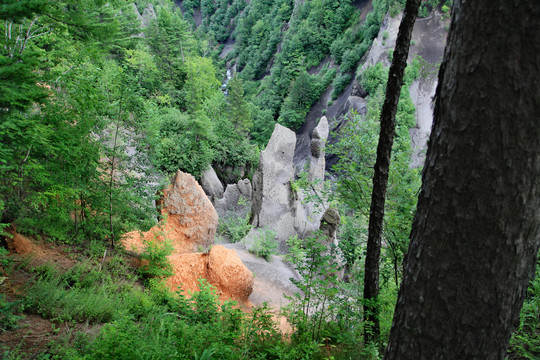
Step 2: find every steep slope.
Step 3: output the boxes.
[179,0,448,173]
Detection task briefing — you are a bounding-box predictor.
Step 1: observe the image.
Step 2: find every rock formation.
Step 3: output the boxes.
[246,121,330,252]
[123,170,254,305]
[213,179,252,220]
[308,116,329,183]
[167,245,253,305]
[123,170,218,254]
[249,124,297,250]
[200,166,224,201]
[319,207,341,248]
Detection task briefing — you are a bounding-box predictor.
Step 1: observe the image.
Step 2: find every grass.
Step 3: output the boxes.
[3,240,537,360]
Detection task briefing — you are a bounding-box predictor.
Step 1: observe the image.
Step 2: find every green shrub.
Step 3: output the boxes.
[247,228,278,261]
[508,259,540,359]
[25,261,155,324]
[0,294,23,332]
[360,63,389,96]
[0,246,12,269]
[68,278,285,359]
[331,73,353,100]
[26,274,118,324]
[217,212,252,243]
[389,2,402,17]
[138,234,174,281]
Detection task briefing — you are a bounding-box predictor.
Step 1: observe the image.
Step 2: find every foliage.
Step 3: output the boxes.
[0,0,161,246]
[0,294,23,332]
[152,107,215,178]
[329,57,422,342]
[508,257,540,360]
[419,0,452,18]
[179,0,398,143]
[182,56,221,113]
[331,73,353,100]
[284,232,373,358]
[360,63,389,96]
[285,233,341,341]
[218,211,252,243]
[43,269,311,360]
[226,75,252,132]
[0,246,12,269]
[138,234,174,281]
[25,260,150,324]
[246,228,278,261]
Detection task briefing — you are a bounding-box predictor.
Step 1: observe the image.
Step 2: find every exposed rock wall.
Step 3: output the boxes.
[247,121,329,252]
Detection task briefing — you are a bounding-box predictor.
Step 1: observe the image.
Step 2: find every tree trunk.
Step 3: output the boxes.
[363,0,421,344]
[384,1,540,359]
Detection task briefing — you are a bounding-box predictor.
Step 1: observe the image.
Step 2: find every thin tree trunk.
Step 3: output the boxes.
[384,1,540,359]
[363,0,421,344]
[109,101,123,248]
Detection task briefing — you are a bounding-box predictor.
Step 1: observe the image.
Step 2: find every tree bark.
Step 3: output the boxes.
[363,0,421,344]
[384,1,540,359]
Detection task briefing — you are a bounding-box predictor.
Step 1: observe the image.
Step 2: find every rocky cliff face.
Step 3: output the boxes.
[295,11,448,172]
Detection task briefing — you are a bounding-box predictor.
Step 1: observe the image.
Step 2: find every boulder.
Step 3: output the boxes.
[208,245,254,303]
[346,96,367,117]
[123,170,218,254]
[166,245,254,306]
[200,166,224,201]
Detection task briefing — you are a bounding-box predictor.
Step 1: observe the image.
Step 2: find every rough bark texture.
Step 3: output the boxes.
[363,0,421,343]
[384,1,540,359]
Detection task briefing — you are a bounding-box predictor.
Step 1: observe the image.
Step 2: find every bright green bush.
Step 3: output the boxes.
[360,63,389,96]
[508,259,540,360]
[331,73,353,100]
[138,235,174,281]
[0,294,23,332]
[247,228,278,261]
[217,211,252,243]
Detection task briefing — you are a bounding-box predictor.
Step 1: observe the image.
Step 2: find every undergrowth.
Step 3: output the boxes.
[508,255,540,360]
[2,247,329,359]
[217,211,252,243]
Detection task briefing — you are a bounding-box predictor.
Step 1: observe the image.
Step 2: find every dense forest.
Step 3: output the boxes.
[0,0,538,359]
